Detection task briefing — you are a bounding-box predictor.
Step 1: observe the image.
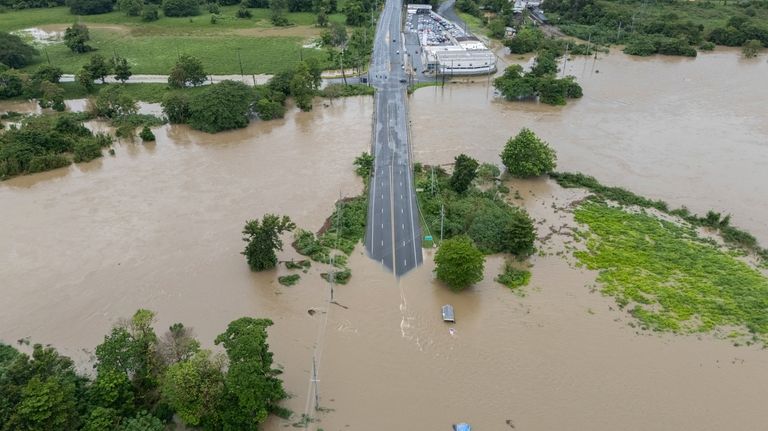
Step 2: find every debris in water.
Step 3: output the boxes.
[449,327,456,336]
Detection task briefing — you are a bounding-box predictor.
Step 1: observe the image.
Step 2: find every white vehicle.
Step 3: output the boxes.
[396,50,400,54]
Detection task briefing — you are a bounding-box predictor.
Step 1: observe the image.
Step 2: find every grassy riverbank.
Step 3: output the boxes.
[2,5,345,74]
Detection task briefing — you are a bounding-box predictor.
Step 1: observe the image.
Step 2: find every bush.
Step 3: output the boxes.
[64,24,92,53]
[500,128,557,178]
[278,274,300,286]
[254,97,285,120]
[142,4,160,21]
[466,204,535,255]
[161,93,190,124]
[495,263,531,290]
[139,126,156,141]
[236,4,252,17]
[162,0,200,17]
[73,139,103,162]
[168,55,206,88]
[742,39,763,57]
[699,41,716,51]
[32,65,63,83]
[0,69,27,99]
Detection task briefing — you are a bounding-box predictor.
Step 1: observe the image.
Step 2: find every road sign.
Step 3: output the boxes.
[425,235,433,241]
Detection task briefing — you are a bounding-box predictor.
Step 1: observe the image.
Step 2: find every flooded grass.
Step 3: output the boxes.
[495,262,531,291]
[278,274,301,286]
[573,201,768,344]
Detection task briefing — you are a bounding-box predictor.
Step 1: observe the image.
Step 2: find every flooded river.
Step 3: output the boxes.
[410,48,768,243]
[2,50,768,430]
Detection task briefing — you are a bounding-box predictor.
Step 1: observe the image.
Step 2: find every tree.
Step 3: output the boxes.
[76,67,95,92]
[236,3,253,18]
[64,24,92,53]
[255,97,285,120]
[118,0,143,15]
[32,65,63,84]
[241,214,296,271]
[160,350,224,427]
[67,0,114,14]
[141,4,160,21]
[161,93,190,124]
[187,80,254,133]
[214,318,287,429]
[0,32,38,68]
[111,56,132,83]
[168,54,206,88]
[270,0,290,26]
[466,204,535,255]
[120,411,164,431]
[0,69,27,99]
[500,128,557,177]
[91,85,138,119]
[450,153,479,193]
[290,61,316,111]
[38,81,66,111]
[7,375,79,430]
[87,369,135,416]
[434,235,484,291]
[162,0,200,16]
[742,39,762,57]
[86,54,111,83]
[157,323,200,366]
[317,10,328,27]
[504,26,544,54]
[529,51,558,77]
[82,407,120,431]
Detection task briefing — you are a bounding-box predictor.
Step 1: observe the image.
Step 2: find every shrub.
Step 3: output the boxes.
[168,55,207,88]
[162,0,200,17]
[434,235,485,291]
[142,4,160,21]
[495,263,531,290]
[139,126,156,141]
[0,32,38,68]
[73,139,103,162]
[64,24,92,53]
[278,274,300,286]
[236,4,252,17]
[67,0,113,15]
[161,93,190,124]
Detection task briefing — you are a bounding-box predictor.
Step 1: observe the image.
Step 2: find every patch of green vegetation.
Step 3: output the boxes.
[407,81,440,94]
[573,201,768,343]
[284,259,311,269]
[550,171,768,261]
[60,82,208,102]
[319,83,374,98]
[278,274,301,286]
[495,262,531,290]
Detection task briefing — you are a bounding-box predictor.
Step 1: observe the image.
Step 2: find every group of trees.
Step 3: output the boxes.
[430,129,557,291]
[0,113,112,179]
[160,58,321,133]
[76,53,133,91]
[493,57,582,106]
[0,310,288,430]
[543,0,766,56]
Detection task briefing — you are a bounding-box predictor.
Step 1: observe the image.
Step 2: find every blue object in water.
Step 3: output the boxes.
[453,423,471,431]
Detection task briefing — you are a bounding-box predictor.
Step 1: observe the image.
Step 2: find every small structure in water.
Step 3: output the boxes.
[453,423,471,431]
[441,304,455,322]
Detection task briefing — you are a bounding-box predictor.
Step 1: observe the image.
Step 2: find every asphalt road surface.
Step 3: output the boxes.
[364,0,423,276]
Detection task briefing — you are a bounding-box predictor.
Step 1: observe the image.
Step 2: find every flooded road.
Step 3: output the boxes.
[410,48,768,243]
[2,50,768,430]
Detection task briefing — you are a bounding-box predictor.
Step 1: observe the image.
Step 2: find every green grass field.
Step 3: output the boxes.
[1,6,347,74]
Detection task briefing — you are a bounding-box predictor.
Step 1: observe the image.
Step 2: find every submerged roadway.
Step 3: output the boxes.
[364,0,423,276]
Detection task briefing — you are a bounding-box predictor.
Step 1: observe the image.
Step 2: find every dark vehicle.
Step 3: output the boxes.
[361,77,368,83]
[399,78,407,83]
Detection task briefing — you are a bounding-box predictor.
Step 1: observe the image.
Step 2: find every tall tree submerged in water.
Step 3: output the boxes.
[242,214,296,271]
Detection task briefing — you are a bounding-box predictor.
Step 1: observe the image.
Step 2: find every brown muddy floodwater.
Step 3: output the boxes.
[410,48,768,243]
[2,51,768,431]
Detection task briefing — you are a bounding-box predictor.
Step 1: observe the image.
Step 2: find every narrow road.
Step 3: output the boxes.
[364,0,423,276]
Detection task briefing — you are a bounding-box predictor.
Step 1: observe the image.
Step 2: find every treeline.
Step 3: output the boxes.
[544,0,767,56]
[0,113,112,179]
[456,0,518,39]
[0,310,288,430]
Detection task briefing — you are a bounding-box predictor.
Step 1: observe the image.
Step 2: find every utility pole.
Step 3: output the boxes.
[430,165,435,195]
[616,21,623,42]
[312,355,320,411]
[237,49,244,76]
[440,203,444,243]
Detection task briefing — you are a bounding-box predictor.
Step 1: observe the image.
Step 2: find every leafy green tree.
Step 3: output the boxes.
[117,0,143,15]
[38,81,66,112]
[187,80,254,133]
[91,85,138,119]
[317,10,328,27]
[68,0,114,14]
[141,5,160,21]
[742,39,762,57]
[255,97,285,120]
[500,128,556,177]
[449,153,478,193]
[529,51,558,77]
[504,26,544,53]
[86,54,111,83]
[160,350,224,427]
[0,69,27,99]
[64,24,92,53]
[434,235,484,291]
[87,369,135,416]
[82,406,120,431]
[95,309,161,410]
[7,375,79,430]
[476,162,500,182]
[161,93,190,124]
[76,67,95,92]
[236,3,253,18]
[111,56,132,83]
[242,214,296,271]
[120,410,164,431]
[466,204,535,255]
[270,0,290,26]
[353,151,373,179]
[32,65,63,84]
[162,0,200,16]
[214,318,287,428]
[290,61,316,111]
[168,54,207,88]
[0,32,38,68]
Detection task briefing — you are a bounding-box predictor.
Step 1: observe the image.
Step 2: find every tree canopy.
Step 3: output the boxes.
[449,153,479,193]
[434,235,485,291]
[0,32,38,69]
[187,80,254,133]
[242,214,296,271]
[168,54,206,88]
[500,128,557,178]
